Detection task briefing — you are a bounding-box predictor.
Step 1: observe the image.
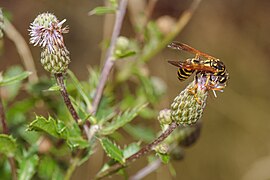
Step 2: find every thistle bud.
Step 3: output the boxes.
[157,109,172,125]
[0,9,4,38]
[41,47,70,74]
[170,80,208,125]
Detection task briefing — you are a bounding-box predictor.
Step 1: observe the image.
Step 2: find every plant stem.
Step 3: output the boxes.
[0,97,9,134]
[55,73,80,123]
[95,121,178,179]
[0,97,17,180]
[141,0,202,62]
[91,0,128,115]
[130,159,162,180]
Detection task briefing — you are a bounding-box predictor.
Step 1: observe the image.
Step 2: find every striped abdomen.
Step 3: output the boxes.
[177,68,195,81]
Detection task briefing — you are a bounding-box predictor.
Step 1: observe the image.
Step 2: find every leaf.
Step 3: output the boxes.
[0,134,17,157]
[123,124,155,143]
[0,71,31,86]
[88,6,116,16]
[28,116,88,149]
[157,153,170,164]
[100,138,125,164]
[67,70,92,110]
[114,50,136,59]
[18,154,39,180]
[0,66,25,100]
[99,104,147,135]
[123,143,140,158]
[38,156,64,180]
[46,83,61,91]
[27,116,67,138]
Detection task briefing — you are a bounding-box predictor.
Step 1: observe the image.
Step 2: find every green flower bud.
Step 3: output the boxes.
[154,143,169,154]
[41,47,70,74]
[157,109,172,125]
[170,81,208,125]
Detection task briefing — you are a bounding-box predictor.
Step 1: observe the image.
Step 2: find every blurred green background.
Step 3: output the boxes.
[1,0,270,179]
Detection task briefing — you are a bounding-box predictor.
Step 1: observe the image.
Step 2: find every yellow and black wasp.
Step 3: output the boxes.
[167,41,229,92]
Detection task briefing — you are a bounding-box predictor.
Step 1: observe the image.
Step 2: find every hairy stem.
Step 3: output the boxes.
[91,0,128,115]
[0,97,17,180]
[55,73,80,123]
[95,122,178,179]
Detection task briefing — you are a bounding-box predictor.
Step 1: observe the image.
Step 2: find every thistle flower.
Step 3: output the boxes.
[29,12,69,55]
[170,76,208,125]
[29,12,70,74]
[0,9,4,38]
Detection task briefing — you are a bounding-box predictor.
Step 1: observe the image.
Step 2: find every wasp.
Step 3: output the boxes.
[168,42,229,91]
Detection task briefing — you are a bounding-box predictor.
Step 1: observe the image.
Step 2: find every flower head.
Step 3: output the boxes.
[170,78,208,125]
[29,12,69,55]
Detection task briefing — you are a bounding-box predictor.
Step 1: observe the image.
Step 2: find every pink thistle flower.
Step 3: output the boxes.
[29,12,69,55]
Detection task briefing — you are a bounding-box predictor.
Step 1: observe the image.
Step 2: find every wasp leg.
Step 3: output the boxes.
[188,82,202,105]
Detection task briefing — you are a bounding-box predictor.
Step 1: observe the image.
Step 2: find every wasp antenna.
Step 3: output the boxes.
[167,60,182,67]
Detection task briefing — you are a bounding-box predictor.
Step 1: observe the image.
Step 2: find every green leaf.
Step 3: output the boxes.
[46,83,61,91]
[0,71,31,86]
[38,156,64,180]
[28,116,88,149]
[1,66,25,100]
[0,134,17,157]
[27,116,67,138]
[67,70,92,110]
[100,138,125,164]
[18,154,39,180]
[114,50,136,59]
[100,104,147,135]
[123,143,140,158]
[157,153,170,164]
[123,124,155,143]
[88,6,116,16]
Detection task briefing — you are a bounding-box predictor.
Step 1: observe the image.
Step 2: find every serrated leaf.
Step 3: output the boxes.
[0,134,17,157]
[18,154,39,180]
[123,143,140,158]
[28,116,88,149]
[100,138,125,164]
[123,124,155,143]
[88,6,116,16]
[100,104,147,135]
[27,116,67,138]
[0,71,31,86]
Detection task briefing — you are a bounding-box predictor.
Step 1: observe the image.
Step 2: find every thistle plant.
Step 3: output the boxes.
[0,0,231,179]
